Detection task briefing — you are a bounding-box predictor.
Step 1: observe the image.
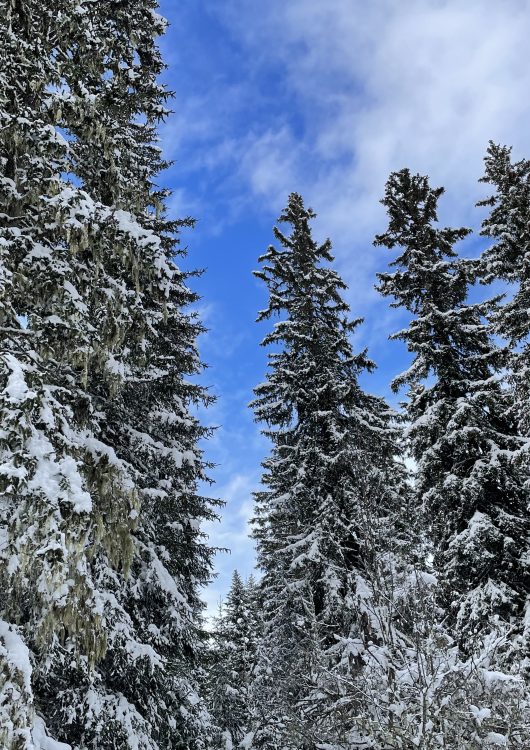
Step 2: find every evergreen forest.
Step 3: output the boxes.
[1,2,529,749]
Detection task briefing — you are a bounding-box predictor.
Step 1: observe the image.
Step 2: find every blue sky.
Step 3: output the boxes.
[156,0,530,615]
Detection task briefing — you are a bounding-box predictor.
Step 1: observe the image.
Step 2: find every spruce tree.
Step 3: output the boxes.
[0,2,134,744]
[63,5,218,746]
[208,571,259,749]
[477,142,530,443]
[45,2,217,746]
[249,193,408,749]
[375,169,530,663]
[0,1,217,747]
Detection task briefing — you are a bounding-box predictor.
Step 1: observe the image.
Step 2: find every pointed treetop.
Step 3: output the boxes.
[375,169,471,315]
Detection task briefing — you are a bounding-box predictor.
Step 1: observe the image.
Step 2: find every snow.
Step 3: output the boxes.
[0,620,32,692]
[24,243,53,262]
[32,717,71,750]
[480,668,521,686]
[2,354,36,404]
[484,732,508,746]
[26,431,92,513]
[106,354,126,378]
[240,731,255,749]
[141,543,188,607]
[112,209,167,268]
[124,425,191,468]
[470,705,491,725]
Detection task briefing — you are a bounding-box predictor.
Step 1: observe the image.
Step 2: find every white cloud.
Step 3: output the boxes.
[212,0,530,278]
[162,0,530,258]
[202,470,261,620]
[238,127,300,206]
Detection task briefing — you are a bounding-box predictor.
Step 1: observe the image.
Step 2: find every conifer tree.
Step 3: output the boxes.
[208,571,259,749]
[477,142,530,443]
[0,2,135,744]
[0,1,217,747]
[375,169,530,663]
[47,2,217,746]
[249,193,408,749]
[55,4,218,745]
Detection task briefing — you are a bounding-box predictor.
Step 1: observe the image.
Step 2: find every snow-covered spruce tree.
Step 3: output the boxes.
[0,2,138,746]
[249,193,409,749]
[0,1,217,747]
[40,2,218,748]
[477,142,530,444]
[85,244,219,750]
[245,573,263,656]
[207,571,259,749]
[375,169,530,665]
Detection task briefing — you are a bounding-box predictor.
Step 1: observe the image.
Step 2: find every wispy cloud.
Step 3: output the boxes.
[202,470,261,619]
[161,0,530,324]
[172,0,530,263]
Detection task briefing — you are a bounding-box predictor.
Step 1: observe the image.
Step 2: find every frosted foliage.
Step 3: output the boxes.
[249,194,410,749]
[375,169,530,663]
[0,0,215,747]
[0,621,73,750]
[0,346,135,663]
[207,573,260,748]
[0,620,35,749]
[331,539,530,747]
[478,142,530,441]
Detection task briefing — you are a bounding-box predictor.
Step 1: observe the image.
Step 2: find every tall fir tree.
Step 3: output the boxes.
[477,142,530,446]
[0,1,217,747]
[375,168,530,665]
[249,193,408,749]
